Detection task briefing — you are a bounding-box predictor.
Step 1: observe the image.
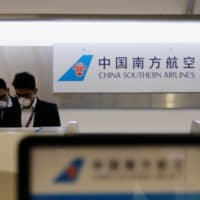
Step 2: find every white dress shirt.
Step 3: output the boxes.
[0,96,13,120]
[7,96,13,108]
[21,98,37,127]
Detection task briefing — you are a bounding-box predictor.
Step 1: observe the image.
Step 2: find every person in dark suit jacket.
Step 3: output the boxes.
[32,98,61,127]
[0,78,21,127]
[12,72,61,127]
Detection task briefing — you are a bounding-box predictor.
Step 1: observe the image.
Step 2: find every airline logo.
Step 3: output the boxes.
[54,158,84,183]
[58,55,93,81]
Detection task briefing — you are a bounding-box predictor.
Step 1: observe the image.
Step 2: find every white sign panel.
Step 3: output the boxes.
[53,43,200,93]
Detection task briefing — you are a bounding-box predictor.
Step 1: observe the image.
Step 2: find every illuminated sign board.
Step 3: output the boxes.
[53,43,200,93]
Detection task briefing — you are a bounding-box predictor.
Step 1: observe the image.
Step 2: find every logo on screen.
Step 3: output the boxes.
[54,158,84,183]
[58,55,93,81]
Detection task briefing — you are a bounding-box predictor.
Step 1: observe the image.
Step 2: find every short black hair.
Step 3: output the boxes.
[0,78,7,90]
[12,72,36,90]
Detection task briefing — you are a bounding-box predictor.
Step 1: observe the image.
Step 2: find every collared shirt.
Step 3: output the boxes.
[0,96,13,120]
[21,98,37,127]
[7,96,13,108]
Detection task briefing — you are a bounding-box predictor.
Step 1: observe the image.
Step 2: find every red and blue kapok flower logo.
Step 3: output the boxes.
[54,158,84,183]
[58,55,93,81]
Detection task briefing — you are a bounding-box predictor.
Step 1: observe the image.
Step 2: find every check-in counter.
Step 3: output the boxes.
[0,130,54,200]
[0,131,35,200]
[0,124,79,200]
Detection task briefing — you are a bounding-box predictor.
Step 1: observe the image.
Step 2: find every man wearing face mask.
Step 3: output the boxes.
[0,78,21,127]
[12,72,61,127]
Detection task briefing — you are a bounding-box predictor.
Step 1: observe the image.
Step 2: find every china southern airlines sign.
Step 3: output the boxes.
[53,43,200,93]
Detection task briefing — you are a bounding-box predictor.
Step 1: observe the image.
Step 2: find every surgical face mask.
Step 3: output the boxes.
[18,97,32,108]
[0,100,7,109]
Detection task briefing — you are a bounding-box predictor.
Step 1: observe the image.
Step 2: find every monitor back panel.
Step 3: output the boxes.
[18,134,200,200]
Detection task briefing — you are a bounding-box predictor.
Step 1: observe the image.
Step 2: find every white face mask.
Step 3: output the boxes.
[0,100,7,109]
[18,97,32,108]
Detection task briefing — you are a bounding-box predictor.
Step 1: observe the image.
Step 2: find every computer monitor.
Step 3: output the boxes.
[190,120,200,134]
[18,134,200,200]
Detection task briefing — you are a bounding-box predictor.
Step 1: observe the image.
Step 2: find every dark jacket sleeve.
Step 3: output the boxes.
[0,97,21,127]
[34,99,61,127]
[49,103,61,126]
